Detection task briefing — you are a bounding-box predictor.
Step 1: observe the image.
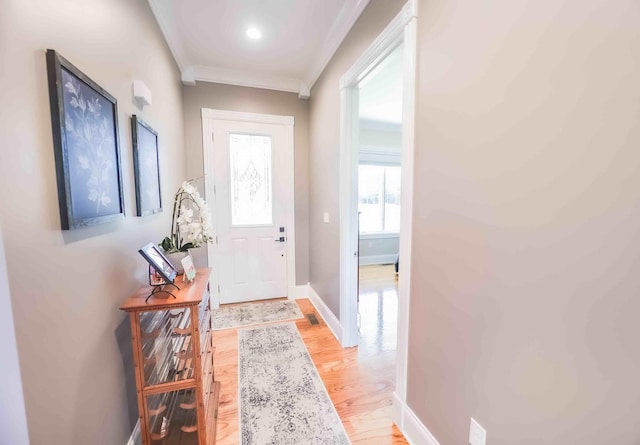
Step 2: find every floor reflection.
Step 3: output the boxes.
[358,264,398,355]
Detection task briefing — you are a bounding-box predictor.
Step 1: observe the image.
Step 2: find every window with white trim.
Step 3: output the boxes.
[358,164,401,234]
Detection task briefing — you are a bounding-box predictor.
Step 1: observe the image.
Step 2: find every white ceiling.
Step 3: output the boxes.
[148,0,371,98]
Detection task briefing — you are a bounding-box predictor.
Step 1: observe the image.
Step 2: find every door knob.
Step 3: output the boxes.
[275,236,286,242]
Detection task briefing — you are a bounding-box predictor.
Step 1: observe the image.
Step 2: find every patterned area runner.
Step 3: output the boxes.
[238,323,351,445]
[212,299,303,330]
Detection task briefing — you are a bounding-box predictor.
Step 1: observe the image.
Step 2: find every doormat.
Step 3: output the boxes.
[212,299,303,331]
[238,323,351,445]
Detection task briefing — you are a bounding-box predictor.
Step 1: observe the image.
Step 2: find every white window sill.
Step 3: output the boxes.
[359,232,400,240]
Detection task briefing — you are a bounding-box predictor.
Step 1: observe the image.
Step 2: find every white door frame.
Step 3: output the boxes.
[338,0,417,422]
[201,109,296,307]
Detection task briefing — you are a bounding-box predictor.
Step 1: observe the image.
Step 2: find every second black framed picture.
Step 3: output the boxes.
[131,115,162,216]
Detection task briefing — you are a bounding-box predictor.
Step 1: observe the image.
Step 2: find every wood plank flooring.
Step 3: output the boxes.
[212,264,407,444]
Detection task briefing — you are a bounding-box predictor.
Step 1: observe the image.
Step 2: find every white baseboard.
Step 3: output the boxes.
[359,254,398,266]
[393,393,440,445]
[293,284,309,299]
[307,283,342,344]
[127,420,141,445]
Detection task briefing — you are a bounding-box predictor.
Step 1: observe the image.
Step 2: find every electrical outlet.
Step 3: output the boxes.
[469,418,486,445]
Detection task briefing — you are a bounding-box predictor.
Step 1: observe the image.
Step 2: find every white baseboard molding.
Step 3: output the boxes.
[393,393,440,445]
[293,284,309,299]
[307,283,342,344]
[127,420,141,445]
[359,254,398,266]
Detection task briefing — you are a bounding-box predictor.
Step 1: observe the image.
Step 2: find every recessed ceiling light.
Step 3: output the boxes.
[246,27,262,40]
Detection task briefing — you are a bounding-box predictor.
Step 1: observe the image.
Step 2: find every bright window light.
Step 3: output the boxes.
[358,165,401,234]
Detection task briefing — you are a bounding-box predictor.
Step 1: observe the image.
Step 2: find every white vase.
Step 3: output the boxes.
[164,250,191,275]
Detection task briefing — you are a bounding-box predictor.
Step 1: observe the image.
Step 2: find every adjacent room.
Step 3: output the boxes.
[357,42,404,359]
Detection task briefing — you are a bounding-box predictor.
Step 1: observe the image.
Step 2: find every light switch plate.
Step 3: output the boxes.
[323,212,330,223]
[469,418,486,445]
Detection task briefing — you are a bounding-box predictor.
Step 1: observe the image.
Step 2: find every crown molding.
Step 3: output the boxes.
[339,2,410,90]
[304,0,371,89]
[148,0,188,71]
[201,108,294,126]
[149,0,370,98]
[186,65,310,99]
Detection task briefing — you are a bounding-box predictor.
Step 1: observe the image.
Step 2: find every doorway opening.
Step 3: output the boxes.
[357,43,403,354]
[338,0,417,426]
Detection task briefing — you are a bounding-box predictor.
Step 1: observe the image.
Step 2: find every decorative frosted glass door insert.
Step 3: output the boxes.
[229,133,273,226]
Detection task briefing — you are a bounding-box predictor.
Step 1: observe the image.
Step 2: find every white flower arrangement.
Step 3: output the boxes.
[160,179,214,253]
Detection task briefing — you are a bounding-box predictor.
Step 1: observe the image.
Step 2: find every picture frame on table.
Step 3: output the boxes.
[181,255,196,282]
[138,242,178,284]
[131,115,162,217]
[149,266,167,286]
[45,49,125,230]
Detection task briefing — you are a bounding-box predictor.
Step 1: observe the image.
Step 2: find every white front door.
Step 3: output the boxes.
[206,113,294,304]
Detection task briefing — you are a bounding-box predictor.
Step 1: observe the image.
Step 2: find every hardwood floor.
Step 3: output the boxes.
[358,264,399,356]
[212,264,407,444]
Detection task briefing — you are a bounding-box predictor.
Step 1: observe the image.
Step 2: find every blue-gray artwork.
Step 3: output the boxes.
[62,67,120,219]
[136,122,161,212]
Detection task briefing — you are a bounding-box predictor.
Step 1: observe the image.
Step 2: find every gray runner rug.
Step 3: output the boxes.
[238,323,351,445]
[212,299,303,330]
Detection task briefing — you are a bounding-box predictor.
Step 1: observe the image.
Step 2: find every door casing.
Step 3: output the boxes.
[338,0,418,428]
[202,109,296,308]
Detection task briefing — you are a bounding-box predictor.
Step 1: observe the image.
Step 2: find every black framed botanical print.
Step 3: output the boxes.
[131,115,162,216]
[46,49,125,230]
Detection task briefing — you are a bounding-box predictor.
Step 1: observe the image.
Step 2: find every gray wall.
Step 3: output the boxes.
[359,236,399,262]
[408,0,640,443]
[309,0,405,317]
[183,83,310,285]
[0,0,185,443]
[0,230,29,444]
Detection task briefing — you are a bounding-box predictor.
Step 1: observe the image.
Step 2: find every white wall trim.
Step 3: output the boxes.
[360,232,399,240]
[308,284,342,344]
[393,393,440,445]
[189,65,311,99]
[395,0,418,406]
[338,72,360,347]
[201,108,294,125]
[294,284,310,299]
[305,0,371,89]
[126,420,141,445]
[201,109,296,305]
[340,4,413,346]
[339,3,412,91]
[150,0,368,96]
[359,254,397,266]
[338,0,417,414]
[148,0,188,71]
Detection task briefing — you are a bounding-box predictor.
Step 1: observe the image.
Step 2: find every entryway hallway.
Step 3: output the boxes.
[212,297,407,444]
